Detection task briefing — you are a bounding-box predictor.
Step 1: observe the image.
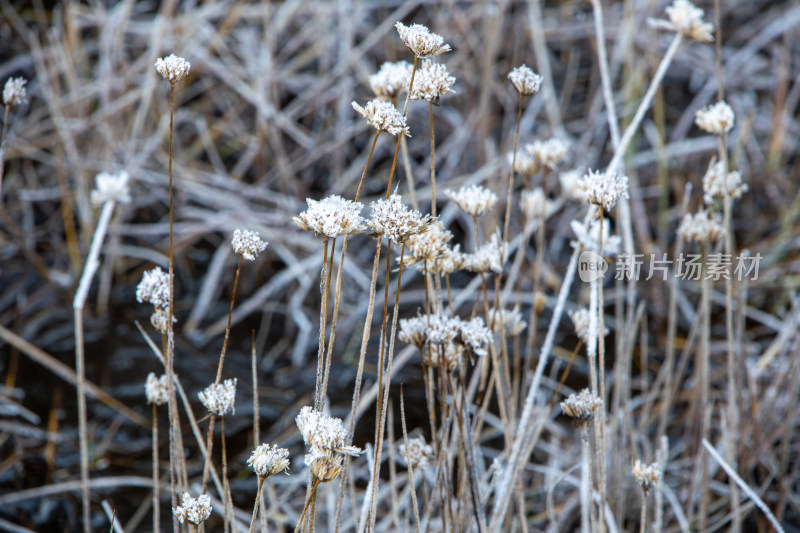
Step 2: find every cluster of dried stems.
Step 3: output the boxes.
[1,1,799,532]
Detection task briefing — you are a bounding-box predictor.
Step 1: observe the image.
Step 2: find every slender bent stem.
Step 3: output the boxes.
[249,476,266,533]
[215,256,244,384]
[314,237,331,410]
[295,479,322,533]
[152,404,160,533]
[597,210,608,533]
[640,490,649,533]
[590,0,621,149]
[428,101,437,216]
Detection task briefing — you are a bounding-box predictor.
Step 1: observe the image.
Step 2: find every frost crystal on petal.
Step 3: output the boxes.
[526,138,568,170]
[370,61,413,98]
[561,389,603,420]
[367,193,430,243]
[410,60,455,102]
[295,406,363,462]
[445,184,498,217]
[136,267,170,309]
[198,378,237,416]
[578,169,629,211]
[248,443,290,478]
[702,161,747,205]
[395,22,452,58]
[173,492,212,525]
[457,316,493,357]
[292,195,366,238]
[633,460,662,492]
[677,210,723,243]
[231,229,267,260]
[664,0,713,42]
[352,99,410,136]
[507,65,542,96]
[466,232,506,274]
[155,54,191,83]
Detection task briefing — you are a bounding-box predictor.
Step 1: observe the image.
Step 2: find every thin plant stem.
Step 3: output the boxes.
[222,416,231,533]
[428,101,437,216]
[399,388,422,533]
[214,256,244,384]
[0,104,9,201]
[502,92,524,245]
[313,236,331,410]
[597,209,608,533]
[249,476,266,533]
[294,479,321,533]
[201,415,216,493]
[590,0,621,149]
[697,241,711,533]
[583,422,596,533]
[153,403,160,533]
[640,490,648,533]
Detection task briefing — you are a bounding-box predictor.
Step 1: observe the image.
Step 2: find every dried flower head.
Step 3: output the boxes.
[445,184,498,217]
[423,341,464,371]
[136,267,170,309]
[466,232,506,275]
[457,316,493,357]
[155,54,191,83]
[560,389,603,421]
[231,229,267,260]
[695,101,734,135]
[395,22,451,58]
[307,453,344,482]
[90,171,131,206]
[3,77,27,107]
[145,372,169,406]
[399,436,434,469]
[569,218,621,256]
[248,443,290,478]
[352,99,410,136]
[410,60,455,103]
[677,210,723,242]
[511,149,539,177]
[633,459,661,492]
[370,61,413,98]
[507,65,542,96]
[579,169,629,211]
[198,378,237,416]
[398,315,429,349]
[527,138,568,170]
[368,193,431,243]
[292,195,366,238]
[407,243,466,275]
[295,406,363,461]
[404,221,454,263]
[569,308,609,344]
[424,313,462,346]
[520,188,557,221]
[663,0,713,42]
[488,307,527,336]
[150,307,176,334]
[173,492,212,525]
[702,161,747,205]
[560,169,588,202]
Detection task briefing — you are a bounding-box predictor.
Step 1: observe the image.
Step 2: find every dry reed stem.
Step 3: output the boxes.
[152,403,160,533]
[399,388,422,533]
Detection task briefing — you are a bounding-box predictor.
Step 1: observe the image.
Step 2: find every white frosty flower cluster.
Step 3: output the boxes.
[410,60,455,103]
[445,184,498,217]
[247,443,291,479]
[465,232,506,275]
[173,492,212,525]
[136,267,170,310]
[633,459,662,492]
[293,195,366,238]
[352,99,410,136]
[507,65,542,96]
[296,406,362,481]
[677,210,723,243]
[702,161,747,205]
[664,0,713,42]
[399,312,494,359]
[399,435,434,469]
[488,307,527,336]
[569,307,608,344]
[560,389,603,421]
[198,378,237,416]
[526,138,568,170]
[520,188,558,221]
[560,169,588,203]
[403,221,453,264]
[367,192,431,243]
[231,229,268,260]
[145,372,169,406]
[395,22,451,58]
[90,171,131,206]
[370,61,413,98]
[155,54,191,83]
[570,218,621,256]
[695,100,734,136]
[578,169,629,211]
[3,77,27,106]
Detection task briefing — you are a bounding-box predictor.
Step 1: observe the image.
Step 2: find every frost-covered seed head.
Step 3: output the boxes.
[3,77,27,106]
[702,161,747,205]
[399,316,429,349]
[457,316,493,357]
[520,188,557,221]
[395,22,452,58]
[422,341,463,371]
[399,436,434,469]
[306,453,344,482]
[511,149,539,177]
[231,229,267,260]
[370,61,413,98]
[150,307,176,334]
[445,184,498,217]
[425,314,462,346]
[560,169,588,202]
[198,378,237,416]
[677,210,723,242]
[579,169,629,211]
[368,193,431,243]
[466,232,506,275]
[90,171,131,206]
[173,492,212,525]
[248,443,290,478]
[665,0,713,42]
[352,99,410,136]
[569,308,608,343]
[410,60,455,102]
[295,406,362,461]
[292,195,366,238]
[155,54,191,83]
[561,389,603,421]
[404,221,453,263]
[136,267,170,309]
[507,65,542,96]
[422,244,466,275]
[695,101,734,135]
[527,138,568,170]
[488,307,527,336]
[145,372,169,406]
[633,460,661,492]
[569,218,621,256]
